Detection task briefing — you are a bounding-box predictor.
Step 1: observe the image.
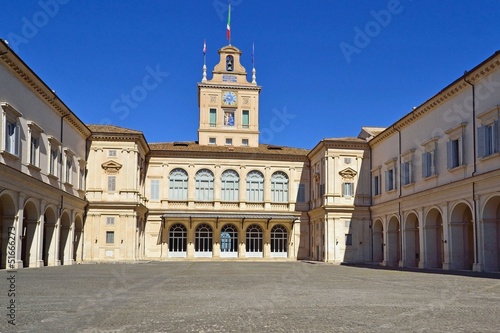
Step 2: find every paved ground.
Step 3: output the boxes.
[2,262,500,333]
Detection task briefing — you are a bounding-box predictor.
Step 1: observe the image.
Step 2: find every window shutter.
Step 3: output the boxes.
[459,136,464,165]
[478,125,486,157]
[422,153,428,178]
[394,167,397,189]
[385,171,389,191]
[495,120,500,153]
[14,124,20,155]
[447,141,453,169]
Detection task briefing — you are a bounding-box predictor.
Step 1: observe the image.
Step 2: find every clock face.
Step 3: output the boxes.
[223,91,237,106]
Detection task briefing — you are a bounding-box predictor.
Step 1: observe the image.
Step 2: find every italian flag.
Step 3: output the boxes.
[226,3,231,42]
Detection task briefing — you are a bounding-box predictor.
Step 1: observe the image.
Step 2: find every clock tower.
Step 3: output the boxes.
[198,45,261,147]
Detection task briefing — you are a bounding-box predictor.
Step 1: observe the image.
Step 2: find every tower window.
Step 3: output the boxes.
[226,55,234,71]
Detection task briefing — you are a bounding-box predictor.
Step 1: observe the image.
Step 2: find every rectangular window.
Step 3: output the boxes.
[106,217,115,225]
[225,138,233,145]
[401,161,412,186]
[345,234,353,246]
[242,138,249,146]
[150,179,160,201]
[108,149,117,157]
[447,137,463,169]
[50,148,58,176]
[373,175,380,196]
[478,121,499,158]
[30,136,40,166]
[5,120,20,156]
[208,137,216,145]
[242,110,249,128]
[342,182,354,197]
[209,108,217,127]
[422,151,436,178]
[65,157,73,184]
[108,175,116,192]
[297,183,306,202]
[385,168,396,192]
[79,167,86,190]
[106,231,114,244]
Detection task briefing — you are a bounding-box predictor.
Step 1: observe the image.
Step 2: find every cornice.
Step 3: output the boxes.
[197,83,262,91]
[0,48,91,138]
[370,51,500,147]
[150,149,309,163]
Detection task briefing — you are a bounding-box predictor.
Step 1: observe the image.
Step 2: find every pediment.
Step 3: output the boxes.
[339,167,357,179]
[102,160,122,174]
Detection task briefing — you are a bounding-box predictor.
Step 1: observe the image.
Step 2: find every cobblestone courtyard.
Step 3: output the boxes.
[3,262,500,332]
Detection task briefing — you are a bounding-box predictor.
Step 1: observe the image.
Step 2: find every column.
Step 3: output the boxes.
[14,193,25,269]
[36,200,46,268]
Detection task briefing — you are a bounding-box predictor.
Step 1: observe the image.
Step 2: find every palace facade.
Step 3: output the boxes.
[1,38,499,271]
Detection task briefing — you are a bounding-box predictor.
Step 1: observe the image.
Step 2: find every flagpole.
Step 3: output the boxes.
[202,39,207,82]
[227,1,231,45]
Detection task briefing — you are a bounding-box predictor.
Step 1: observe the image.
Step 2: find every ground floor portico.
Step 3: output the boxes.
[0,170,86,269]
[148,212,302,260]
[371,175,500,272]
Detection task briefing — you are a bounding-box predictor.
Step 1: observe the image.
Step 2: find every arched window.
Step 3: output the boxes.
[221,170,239,201]
[195,169,214,201]
[168,224,187,257]
[226,55,234,71]
[271,225,288,257]
[246,170,264,202]
[271,172,289,203]
[221,224,238,257]
[195,224,213,256]
[246,224,263,257]
[169,169,188,200]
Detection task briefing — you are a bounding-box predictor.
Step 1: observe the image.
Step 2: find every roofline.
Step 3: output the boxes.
[308,137,368,158]
[370,50,500,146]
[0,38,91,138]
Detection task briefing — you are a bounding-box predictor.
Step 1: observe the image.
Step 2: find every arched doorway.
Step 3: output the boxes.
[246,224,263,258]
[168,224,187,258]
[372,220,384,263]
[449,203,474,270]
[270,224,288,258]
[404,213,420,268]
[21,200,39,268]
[194,223,213,257]
[0,192,16,269]
[424,208,444,268]
[482,196,500,271]
[387,216,400,266]
[220,224,238,258]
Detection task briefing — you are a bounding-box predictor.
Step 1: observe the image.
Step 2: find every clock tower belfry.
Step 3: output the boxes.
[198,45,261,147]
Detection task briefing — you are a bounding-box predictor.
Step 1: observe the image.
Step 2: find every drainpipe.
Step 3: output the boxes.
[368,142,373,262]
[393,125,402,266]
[464,73,479,271]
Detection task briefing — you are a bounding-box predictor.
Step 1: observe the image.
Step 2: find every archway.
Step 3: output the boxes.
[168,223,187,258]
[73,215,83,263]
[194,223,213,257]
[0,192,16,269]
[372,219,384,263]
[246,224,263,258]
[59,212,71,265]
[404,213,420,268]
[387,217,400,266]
[43,207,57,266]
[220,224,238,258]
[482,196,500,271]
[21,200,38,268]
[449,203,474,270]
[424,208,444,268]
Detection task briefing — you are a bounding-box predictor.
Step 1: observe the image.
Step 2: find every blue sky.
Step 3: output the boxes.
[1,1,499,149]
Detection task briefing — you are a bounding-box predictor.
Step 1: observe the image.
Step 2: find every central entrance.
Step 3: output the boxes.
[220,224,238,258]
